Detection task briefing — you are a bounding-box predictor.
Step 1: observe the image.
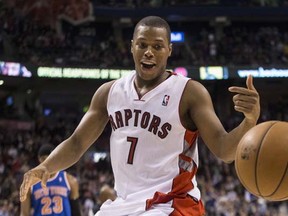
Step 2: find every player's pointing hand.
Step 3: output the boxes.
[228,75,260,124]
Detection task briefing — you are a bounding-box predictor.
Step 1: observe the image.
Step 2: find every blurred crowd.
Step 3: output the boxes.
[1,0,288,68]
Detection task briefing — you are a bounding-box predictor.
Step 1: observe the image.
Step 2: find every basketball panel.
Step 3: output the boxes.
[257,123,288,196]
[257,122,288,199]
[263,169,288,201]
[235,121,277,196]
[235,122,274,195]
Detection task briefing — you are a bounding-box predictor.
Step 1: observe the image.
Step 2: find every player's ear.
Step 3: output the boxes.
[168,43,172,57]
[131,40,133,53]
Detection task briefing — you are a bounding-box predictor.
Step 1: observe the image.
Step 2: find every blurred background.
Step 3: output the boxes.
[0,0,288,215]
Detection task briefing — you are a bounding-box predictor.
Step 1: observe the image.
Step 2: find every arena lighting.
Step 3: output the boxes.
[93,152,107,163]
[37,67,62,77]
[36,66,288,80]
[199,66,229,80]
[0,61,32,77]
[171,32,184,42]
[37,67,132,79]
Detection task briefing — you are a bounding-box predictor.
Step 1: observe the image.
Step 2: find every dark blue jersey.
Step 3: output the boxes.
[31,171,72,216]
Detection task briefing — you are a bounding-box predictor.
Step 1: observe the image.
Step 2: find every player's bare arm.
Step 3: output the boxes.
[20,81,115,202]
[67,174,80,200]
[180,75,260,163]
[20,189,31,216]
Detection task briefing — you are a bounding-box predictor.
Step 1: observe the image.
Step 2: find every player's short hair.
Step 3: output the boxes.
[38,144,54,157]
[133,16,171,43]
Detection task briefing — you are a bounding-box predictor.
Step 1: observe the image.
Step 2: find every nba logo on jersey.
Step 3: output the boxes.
[162,95,170,106]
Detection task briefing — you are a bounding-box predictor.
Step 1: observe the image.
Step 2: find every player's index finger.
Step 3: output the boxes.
[228,86,250,94]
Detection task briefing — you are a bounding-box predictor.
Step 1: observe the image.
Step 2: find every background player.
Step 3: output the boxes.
[20,144,82,216]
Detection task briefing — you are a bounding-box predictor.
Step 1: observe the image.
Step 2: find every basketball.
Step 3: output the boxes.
[235,121,288,201]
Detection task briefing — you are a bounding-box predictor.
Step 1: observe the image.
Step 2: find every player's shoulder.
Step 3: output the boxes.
[99,80,117,92]
[184,79,208,94]
[65,172,78,182]
[181,79,211,105]
[106,71,135,93]
[92,80,116,101]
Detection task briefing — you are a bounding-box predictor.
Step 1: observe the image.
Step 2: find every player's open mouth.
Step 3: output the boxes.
[141,62,156,69]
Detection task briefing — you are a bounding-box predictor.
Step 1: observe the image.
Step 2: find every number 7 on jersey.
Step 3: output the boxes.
[127,137,138,164]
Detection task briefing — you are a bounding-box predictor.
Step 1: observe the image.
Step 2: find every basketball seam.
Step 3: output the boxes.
[263,162,288,199]
[255,121,278,198]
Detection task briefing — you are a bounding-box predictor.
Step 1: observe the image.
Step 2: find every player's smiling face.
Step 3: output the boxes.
[131,25,172,81]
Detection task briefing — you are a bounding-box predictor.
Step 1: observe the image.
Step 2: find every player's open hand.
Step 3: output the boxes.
[20,165,50,202]
[228,75,260,124]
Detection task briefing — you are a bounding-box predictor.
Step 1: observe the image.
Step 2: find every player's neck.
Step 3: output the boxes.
[134,71,171,96]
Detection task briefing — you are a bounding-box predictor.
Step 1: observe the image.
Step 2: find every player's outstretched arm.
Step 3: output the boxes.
[20,81,115,202]
[20,189,31,216]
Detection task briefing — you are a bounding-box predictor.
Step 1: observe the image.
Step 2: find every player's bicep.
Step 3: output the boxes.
[185,81,226,155]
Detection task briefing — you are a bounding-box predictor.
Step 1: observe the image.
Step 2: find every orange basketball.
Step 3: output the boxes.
[235,121,288,201]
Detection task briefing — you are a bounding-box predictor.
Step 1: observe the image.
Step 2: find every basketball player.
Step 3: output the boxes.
[20,144,82,216]
[20,16,260,215]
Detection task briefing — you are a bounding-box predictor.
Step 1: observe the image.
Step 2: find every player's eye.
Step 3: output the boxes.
[138,43,147,49]
[154,44,163,50]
